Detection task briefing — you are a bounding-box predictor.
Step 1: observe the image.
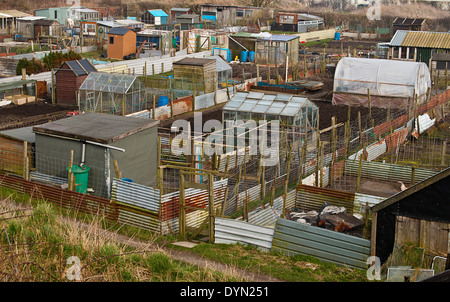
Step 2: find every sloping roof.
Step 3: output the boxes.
[0,10,31,18]
[148,9,169,17]
[173,57,216,66]
[393,17,426,26]
[17,16,47,22]
[390,30,450,49]
[32,113,159,144]
[210,55,232,72]
[259,34,299,42]
[0,126,35,143]
[170,8,191,12]
[108,27,134,36]
[34,19,61,26]
[60,59,97,77]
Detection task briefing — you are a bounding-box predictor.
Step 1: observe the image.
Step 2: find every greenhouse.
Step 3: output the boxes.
[222,91,318,130]
[332,57,431,109]
[78,72,148,115]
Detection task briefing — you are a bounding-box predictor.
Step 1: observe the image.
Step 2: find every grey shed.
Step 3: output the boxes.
[32,113,160,198]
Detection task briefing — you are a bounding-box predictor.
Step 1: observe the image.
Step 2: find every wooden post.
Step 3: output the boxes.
[23,141,28,181]
[208,173,215,243]
[243,151,248,222]
[367,89,371,121]
[68,150,74,191]
[411,166,416,186]
[113,160,122,179]
[319,141,324,188]
[441,140,447,167]
[179,172,186,240]
[282,144,293,218]
[355,144,364,193]
[330,117,336,187]
[256,64,260,86]
[270,162,278,207]
[152,95,156,120]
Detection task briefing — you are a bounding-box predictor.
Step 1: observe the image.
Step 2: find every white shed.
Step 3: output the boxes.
[332,57,431,109]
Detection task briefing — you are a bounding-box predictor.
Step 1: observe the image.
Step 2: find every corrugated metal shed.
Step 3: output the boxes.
[389,30,409,47]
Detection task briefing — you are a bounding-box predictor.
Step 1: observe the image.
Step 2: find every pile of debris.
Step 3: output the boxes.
[288,203,364,235]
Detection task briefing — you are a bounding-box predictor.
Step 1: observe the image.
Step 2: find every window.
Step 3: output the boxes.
[202,11,216,16]
[54,11,57,19]
[109,36,114,45]
[236,9,244,18]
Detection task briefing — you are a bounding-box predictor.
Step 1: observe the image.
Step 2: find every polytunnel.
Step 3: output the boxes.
[332,57,431,109]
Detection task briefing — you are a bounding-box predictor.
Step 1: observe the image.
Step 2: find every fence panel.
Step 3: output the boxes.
[111,178,160,214]
[272,217,370,269]
[295,184,355,214]
[215,217,275,251]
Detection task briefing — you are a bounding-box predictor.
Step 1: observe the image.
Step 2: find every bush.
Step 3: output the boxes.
[16,50,82,76]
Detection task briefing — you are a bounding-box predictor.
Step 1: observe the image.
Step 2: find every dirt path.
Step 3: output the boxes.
[0,198,282,282]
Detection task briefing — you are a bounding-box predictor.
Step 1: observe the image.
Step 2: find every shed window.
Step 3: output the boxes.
[109,36,114,45]
[54,11,58,19]
[236,9,244,18]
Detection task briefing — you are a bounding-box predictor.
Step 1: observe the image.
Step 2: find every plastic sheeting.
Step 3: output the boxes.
[333,58,431,109]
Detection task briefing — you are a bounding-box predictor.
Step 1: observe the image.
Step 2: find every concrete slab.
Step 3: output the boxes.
[172,241,198,248]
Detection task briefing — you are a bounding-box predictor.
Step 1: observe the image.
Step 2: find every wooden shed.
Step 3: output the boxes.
[0,126,35,177]
[34,19,62,39]
[371,168,450,264]
[107,27,137,60]
[54,59,97,106]
[172,57,217,94]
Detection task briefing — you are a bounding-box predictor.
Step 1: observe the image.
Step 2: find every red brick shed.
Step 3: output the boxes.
[54,59,97,106]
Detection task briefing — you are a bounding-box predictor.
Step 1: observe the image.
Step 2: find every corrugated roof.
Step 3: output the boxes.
[33,113,159,144]
[389,30,409,47]
[0,10,31,18]
[259,34,299,42]
[170,8,191,12]
[401,31,450,49]
[108,27,133,36]
[148,9,168,17]
[393,17,426,26]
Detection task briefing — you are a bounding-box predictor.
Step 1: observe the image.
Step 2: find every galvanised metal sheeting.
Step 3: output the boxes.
[354,193,385,216]
[224,184,261,216]
[348,139,387,162]
[272,217,371,269]
[215,217,275,251]
[117,207,161,233]
[296,184,355,214]
[246,206,280,228]
[111,178,160,213]
[160,178,228,221]
[344,160,438,184]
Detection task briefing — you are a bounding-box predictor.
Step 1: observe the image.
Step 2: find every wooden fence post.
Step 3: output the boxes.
[179,172,186,240]
[208,173,215,243]
[23,141,28,181]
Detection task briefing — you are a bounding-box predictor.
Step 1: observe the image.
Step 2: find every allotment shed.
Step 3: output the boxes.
[172,57,218,94]
[332,57,431,109]
[0,126,35,176]
[371,168,450,264]
[54,58,97,106]
[32,113,160,198]
[107,27,137,60]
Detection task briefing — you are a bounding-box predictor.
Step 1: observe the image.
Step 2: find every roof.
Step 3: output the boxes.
[259,34,299,42]
[147,9,169,17]
[32,113,159,144]
[0,10,31,18]
[223,92,315,117]
[34,19,61,26]
[176,14,199,19]
[393,17,426,26]
[210,55,232,72]
[170,8,191,12]
[73,8,99,13]
[78,72,140,94]
[0,126,35,143]
[59,59,97,77]
[173,57,216,66]
[371,167,450,213]
[389,30,450,49]
[17,16,47,22]
[108,27,134,36]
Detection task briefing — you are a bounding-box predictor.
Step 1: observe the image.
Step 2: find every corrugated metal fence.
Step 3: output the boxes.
[271,217,371,269]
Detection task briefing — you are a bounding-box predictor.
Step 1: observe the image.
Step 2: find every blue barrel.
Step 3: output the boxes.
[226,49,232,62]
[158,96,169,107]
[334,32,341,40]
[121,178,134,183]
[248,51,255,62]
[240,50,248,62]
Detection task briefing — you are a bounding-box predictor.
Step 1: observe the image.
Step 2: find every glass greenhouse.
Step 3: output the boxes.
[222,92,318,130]
[78,72,148,115]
